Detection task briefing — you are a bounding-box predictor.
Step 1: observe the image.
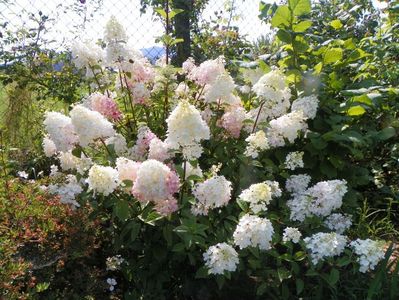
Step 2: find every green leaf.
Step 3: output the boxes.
[271,5,291,28]
[347,105,366,116]
[169,9,184,19]
[288,0,311,16]
[256,282,268,296]
[330,19,343,29]
[195,266,209,278]
[72,147,82,158]
[277,29,292,43]
[296,278,304,295]
[377,127,396,141]
[293,20,312,32]
[277,267,291,282]
[258,60,271,72]
[328,268,340,285]
[324,48,343,64]
[114,200,130,221]
[172,242,185,252]
[154,8,167,19]
[352,94,372,106]
[313,62,323,74]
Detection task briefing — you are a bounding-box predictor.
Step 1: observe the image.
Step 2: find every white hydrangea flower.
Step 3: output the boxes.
[106,134,128,156]
[285,174,311,194]
[148,137,171,162]
[43,112,78,152]
[58,151,79,171]
[132,159,179,202]
[241,67,264,86]
[324,213,352,234]
[204,73,235,104]
[104,16,127,44]
[166,100,210,149]
[304,232,347,264]
[284,151,304,170]
[238,182,273,213]
[264,180,282,198]
[233,214,274,250]
[291,95,319,119]
[203,243,239,275]
[184,162,203,179]
[287,180,348,221]
[191,175,232,215]
[350,239,386,273]
[115,157,141,183]
[70,40,104,70]
[252,70,291,120]
[283,227,302,243]
[188,56,225,86]
[48,174,82,207]
[244,130,269,158]
[70,105,115,147]
[58,151,92,175]
[42,137,57,157]
[87,165,120,196]
[266,111,308,148]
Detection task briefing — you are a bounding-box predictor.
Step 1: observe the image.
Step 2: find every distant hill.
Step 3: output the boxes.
[140,46,165,63]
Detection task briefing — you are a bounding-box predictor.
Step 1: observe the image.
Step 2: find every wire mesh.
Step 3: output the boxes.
[0,0,269,61]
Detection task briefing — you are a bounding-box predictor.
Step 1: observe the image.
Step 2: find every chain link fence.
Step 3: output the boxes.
[1,0,269,62]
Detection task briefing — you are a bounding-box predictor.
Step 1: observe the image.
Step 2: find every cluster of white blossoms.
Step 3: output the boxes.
[184,162,203,180]
[282,227,302,243]
[304,232,348,264]
[220,107,246,138]
[203,73,236,104]
[70,105,116,147]
[203,243,239,275]
[70,40,104,73]
[148,137,171,162]
[239,181,275,213]
[43,112,77,152]
[48,174,83,207]
[186,56,225,86]
[291,95,319,119]
[191,175,232,215]
[106,255,125,271]
[244,130,269,158]
[324,213,352,234]
[106,133,128,156]
[287,179,348,221]
[285,174,311,194]
[42,136,57,157]
[252,70,291,120]
[233,214,274,250]
[132,159,179,201]
[284,151,304,170]
[350,239,386,273]
[58,151,93,175]
[166,100,210,159]
[87,165,120,196]
[266,111,308,148]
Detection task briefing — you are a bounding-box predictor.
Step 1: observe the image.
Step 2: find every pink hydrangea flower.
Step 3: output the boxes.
[89,92,122,121]
[154,197,178,216]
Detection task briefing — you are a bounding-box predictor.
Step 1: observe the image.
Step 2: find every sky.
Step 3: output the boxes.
[0,0,271,50]
[0,0,388,51]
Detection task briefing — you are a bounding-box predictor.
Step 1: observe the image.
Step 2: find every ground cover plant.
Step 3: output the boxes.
[0,0,398,299]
